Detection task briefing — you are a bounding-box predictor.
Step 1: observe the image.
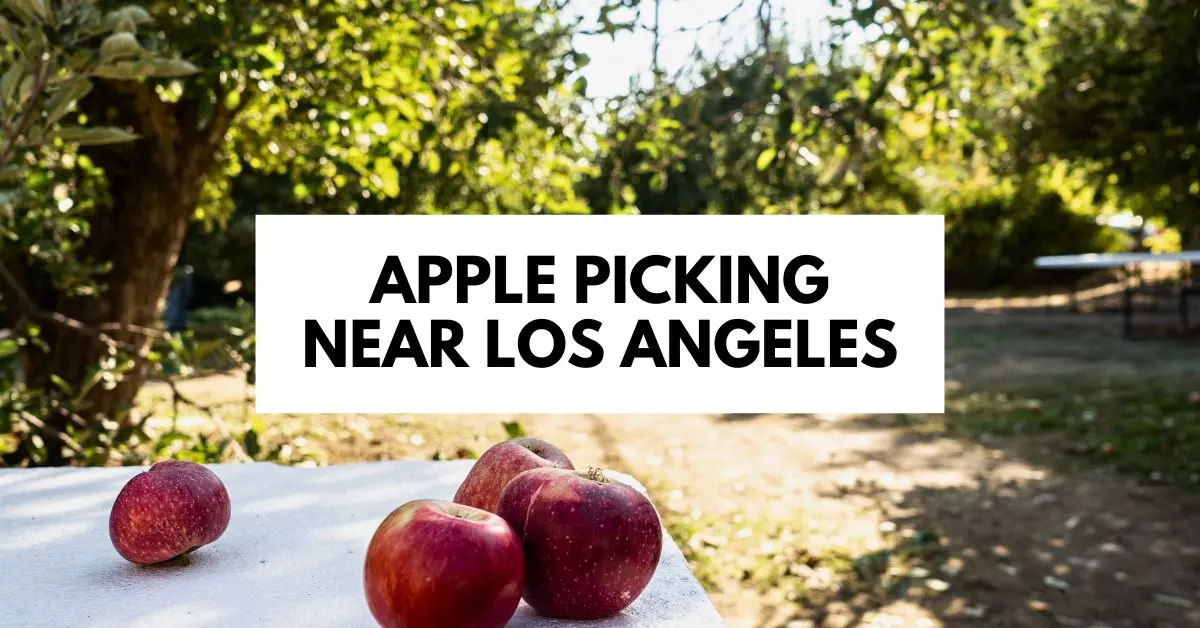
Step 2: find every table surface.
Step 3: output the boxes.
[1034,250,1200,269]
[0,461,723,628]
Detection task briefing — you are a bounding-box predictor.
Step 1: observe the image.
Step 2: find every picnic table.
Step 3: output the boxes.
[1034,251,1200,338]
[0,460,723,628]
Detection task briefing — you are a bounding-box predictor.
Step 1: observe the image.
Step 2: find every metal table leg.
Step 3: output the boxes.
[1122,270,1134,339]
[1182,286,1191,336]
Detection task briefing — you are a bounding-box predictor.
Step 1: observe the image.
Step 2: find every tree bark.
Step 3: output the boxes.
[6,79,235,464]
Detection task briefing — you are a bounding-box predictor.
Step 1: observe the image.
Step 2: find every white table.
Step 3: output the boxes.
[0,461,723,628]
[1033,251,1200,269]
[1034,251,1199,337]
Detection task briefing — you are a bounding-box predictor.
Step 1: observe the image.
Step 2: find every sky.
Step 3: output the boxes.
[563,0,839,100]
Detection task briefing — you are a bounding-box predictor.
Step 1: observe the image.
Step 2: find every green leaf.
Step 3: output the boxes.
[501,420,527,439]
[91,61,142,80]
[49,373,71,392]
[573,76,588,95]
[756,147,777,171]
[373,157,400,196]
[103,6,154,30]
[425,151,442,174]
[1,64,24,104]
[650,172,665,191]
[243,428,261,458]
[66,50,95,71]
[3,0,37,24]
[99,32,143,63]
[149,59,201,78]
[53,126,139,146]
[27,0,50,22]
[44,79,92,126]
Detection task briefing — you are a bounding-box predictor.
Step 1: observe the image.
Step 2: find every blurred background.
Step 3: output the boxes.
[1,1,1198,626]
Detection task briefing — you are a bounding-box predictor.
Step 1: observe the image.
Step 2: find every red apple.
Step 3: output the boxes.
[453,437,573,513]
[109,460,231,565]
[364,499,524,628]
[496,467,663,619]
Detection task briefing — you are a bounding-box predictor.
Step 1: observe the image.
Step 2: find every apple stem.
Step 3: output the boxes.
[180,552,191,567]
[584,466,608,483]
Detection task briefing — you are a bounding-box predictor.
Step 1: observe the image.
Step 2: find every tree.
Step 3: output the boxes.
[0,0,203,464]
[1,0,592,465]
[579,0,1032,216]
[1012,0,1200,244]
[582,39,926,216]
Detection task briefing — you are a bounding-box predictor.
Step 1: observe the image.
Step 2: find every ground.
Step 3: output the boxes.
[138,308,1200,628]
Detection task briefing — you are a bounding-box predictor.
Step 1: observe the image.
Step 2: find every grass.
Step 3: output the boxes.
[946,377,1200,487]
[665,507,961,625]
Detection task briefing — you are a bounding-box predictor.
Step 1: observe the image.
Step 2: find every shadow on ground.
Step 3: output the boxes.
[776,470,1200,627]
[641,311,1200,627]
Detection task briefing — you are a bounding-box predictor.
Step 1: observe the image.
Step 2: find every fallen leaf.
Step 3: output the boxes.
[1153,593,1195,609]
[964,604,987,618]
[1043,575,1070,591]
[925,578,950,592]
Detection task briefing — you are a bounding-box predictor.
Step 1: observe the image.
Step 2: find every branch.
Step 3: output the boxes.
[0,258,252,465]
[202,88,253,152]
[17,410,124,464]
[651,0,662,76]
[0,61,51,167]
[0,261,164,355]
[578,0,747,36]
[875,0,921,54]
[758,0,772,51]
[165,378,252,463]
[684,0,747,33]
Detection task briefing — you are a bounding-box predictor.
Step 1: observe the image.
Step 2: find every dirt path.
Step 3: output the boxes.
[140,310,1200,627]
[568,412,1200,627]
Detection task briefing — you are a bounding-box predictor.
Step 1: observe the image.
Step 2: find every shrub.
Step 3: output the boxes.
[941,188,1128,292]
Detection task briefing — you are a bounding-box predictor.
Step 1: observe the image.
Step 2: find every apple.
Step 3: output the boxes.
[364,499,524,628]
[109,460,231,565]
[496,467,663,619]
[453,437,573,513]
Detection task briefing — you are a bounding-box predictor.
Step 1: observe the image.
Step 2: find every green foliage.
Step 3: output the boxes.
[0,0,207,467]
[113,0,596,221]
[583,41,877,215]
[2,0,594,467]
[942,184,1127,291]
[501,420,527,439]
[0,0,195,194]
[950,379,1200,488]
[1012,0,1200,243]
[145,0,600,307]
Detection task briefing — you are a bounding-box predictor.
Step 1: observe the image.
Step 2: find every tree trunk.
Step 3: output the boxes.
[22,154,198,420]
[5,79,235,464]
